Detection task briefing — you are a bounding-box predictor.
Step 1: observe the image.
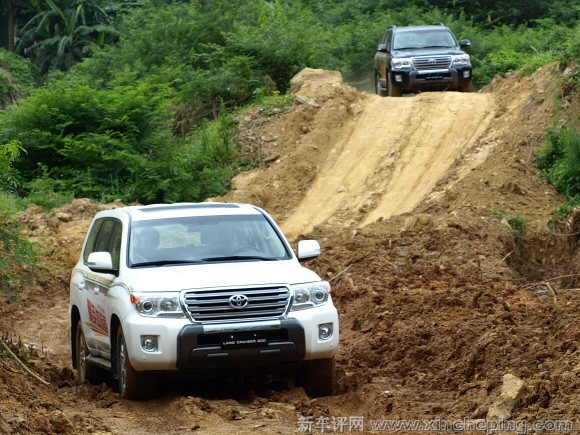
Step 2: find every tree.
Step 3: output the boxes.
[0,0,36,52]
[17,0,119,73]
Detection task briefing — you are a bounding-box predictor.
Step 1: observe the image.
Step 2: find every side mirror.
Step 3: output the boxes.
[377,43,388,53]
[87,251,115,274]
[460,39,471,48]
[297,240,321,261]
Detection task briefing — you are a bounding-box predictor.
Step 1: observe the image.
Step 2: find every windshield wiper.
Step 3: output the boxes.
[132,259,206,267]
[201,255,277,262]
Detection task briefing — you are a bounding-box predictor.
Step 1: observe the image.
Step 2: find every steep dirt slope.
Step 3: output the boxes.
[1,64,579,434]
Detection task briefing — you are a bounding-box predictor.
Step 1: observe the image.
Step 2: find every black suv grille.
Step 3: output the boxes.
[183,286,290,322]
[413,56,452,70]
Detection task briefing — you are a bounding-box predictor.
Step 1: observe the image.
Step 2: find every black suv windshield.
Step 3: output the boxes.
[393,29,456,50]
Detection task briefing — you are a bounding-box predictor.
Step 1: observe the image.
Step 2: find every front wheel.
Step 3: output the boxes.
[387,74,402,97]
[461,80,474,92]
[303,358,336,398]
[116,327,157,400]
[75,322,103,384]
[375,73,387,97]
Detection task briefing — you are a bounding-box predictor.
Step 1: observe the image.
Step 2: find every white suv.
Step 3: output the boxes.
[69,202,339,399]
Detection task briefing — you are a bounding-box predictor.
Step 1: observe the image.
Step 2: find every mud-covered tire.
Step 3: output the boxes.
[387,74,402,97]
[303,358,336,398]
[375,73,387,97]
[116,327,157,400]
[75,322,103,385]
[461,80,474,92]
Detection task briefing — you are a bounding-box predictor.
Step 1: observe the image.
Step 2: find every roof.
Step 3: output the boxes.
[395,25,450,33]
[99,202,263,221]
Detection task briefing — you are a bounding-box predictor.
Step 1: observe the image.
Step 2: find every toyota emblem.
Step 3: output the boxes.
[229,294,249,309]
[428,58,437,64]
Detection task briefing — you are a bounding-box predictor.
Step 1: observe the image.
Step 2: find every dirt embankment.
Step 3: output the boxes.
[1,64,579,434]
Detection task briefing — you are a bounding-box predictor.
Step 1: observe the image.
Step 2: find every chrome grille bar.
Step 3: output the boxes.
[183,286,290,322]
[413,56,452,70]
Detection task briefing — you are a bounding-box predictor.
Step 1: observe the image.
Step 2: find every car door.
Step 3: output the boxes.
[80,217,122,357]
[375,28,392,86]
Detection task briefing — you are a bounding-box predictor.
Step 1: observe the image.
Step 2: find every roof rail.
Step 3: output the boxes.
[432,22,446,26]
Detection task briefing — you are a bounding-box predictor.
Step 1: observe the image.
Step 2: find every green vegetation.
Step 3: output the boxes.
[0,48,39,106]
[491,209,528,248]
[506,214,528,248]
[0,207,38,304]
[0,1,577,207]
[537,125,580,216]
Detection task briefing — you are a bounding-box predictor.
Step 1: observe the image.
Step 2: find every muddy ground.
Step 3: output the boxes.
[1,64,579,434]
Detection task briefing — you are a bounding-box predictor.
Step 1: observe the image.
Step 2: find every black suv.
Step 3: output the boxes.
[374,24,473,97]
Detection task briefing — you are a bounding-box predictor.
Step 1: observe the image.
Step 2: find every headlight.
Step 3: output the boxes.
[290,281,331,311]
[452,54,470,66]
[130,292,184,318]
[391,58,413,69]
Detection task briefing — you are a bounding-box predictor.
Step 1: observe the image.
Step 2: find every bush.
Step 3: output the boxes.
[537,125,580,200]
[0,192,39,305]
[0,80,176,203]
[0,48,39,107]
[0,76,245,205]
[0,140,25,193]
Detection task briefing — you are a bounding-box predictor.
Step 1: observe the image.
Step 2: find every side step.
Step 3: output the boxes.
[86,354,112,372]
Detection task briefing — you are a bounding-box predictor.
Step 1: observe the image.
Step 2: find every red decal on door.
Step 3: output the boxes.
[87,299,109,335]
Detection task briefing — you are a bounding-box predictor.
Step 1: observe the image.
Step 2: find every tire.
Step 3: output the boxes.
[116,327,157,400]
[461,80,474,93]
[375,73,387,97]
[387,74,402,97]
[303,358,336,398]
[75,322,102,385]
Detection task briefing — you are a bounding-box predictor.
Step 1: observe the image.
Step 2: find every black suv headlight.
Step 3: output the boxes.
[391,58,413,69]
[452,54,470,66]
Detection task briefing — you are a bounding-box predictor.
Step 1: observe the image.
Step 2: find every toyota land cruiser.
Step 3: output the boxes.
[69,202,339,399]
[374,23,473,96]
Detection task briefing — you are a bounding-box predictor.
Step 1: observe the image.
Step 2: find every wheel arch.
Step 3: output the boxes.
[109,314,122,379]
[70,306,81,369]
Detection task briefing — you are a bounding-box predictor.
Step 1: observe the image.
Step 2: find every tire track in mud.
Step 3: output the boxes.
[281,92,494,239]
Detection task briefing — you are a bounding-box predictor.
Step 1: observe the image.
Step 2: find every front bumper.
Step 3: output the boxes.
[177,318,305,370]
[123,301,339,372]
[392,66,472,92]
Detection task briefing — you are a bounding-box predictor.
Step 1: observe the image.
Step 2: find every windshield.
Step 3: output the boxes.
[393,29,456,50]
[129,214,291,266]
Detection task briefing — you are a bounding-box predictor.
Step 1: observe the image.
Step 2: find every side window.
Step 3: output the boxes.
[83,219,104,263]
[95,220,116,252]
[385,29,393,51]
[83,218,123,269]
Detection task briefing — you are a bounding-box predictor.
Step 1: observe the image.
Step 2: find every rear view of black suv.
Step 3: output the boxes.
[374,24,473,97]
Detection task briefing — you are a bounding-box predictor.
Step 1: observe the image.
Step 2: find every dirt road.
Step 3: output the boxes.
[1,66,579,434]
[281,91,494,238]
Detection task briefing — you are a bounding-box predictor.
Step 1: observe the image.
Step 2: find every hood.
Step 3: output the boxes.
[393,48,466,57]
[120,259,322,292]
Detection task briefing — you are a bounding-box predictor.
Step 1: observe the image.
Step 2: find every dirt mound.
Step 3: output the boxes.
[2,64,579,434]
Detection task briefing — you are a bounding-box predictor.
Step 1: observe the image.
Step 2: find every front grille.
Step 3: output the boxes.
[413,56,452,70]
[183,286,290,322]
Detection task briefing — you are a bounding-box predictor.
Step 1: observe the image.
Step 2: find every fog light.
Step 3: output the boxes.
[141,335,158,352]
[319,323,333,340]
[463,70,471,78]
[394,74,403,82]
